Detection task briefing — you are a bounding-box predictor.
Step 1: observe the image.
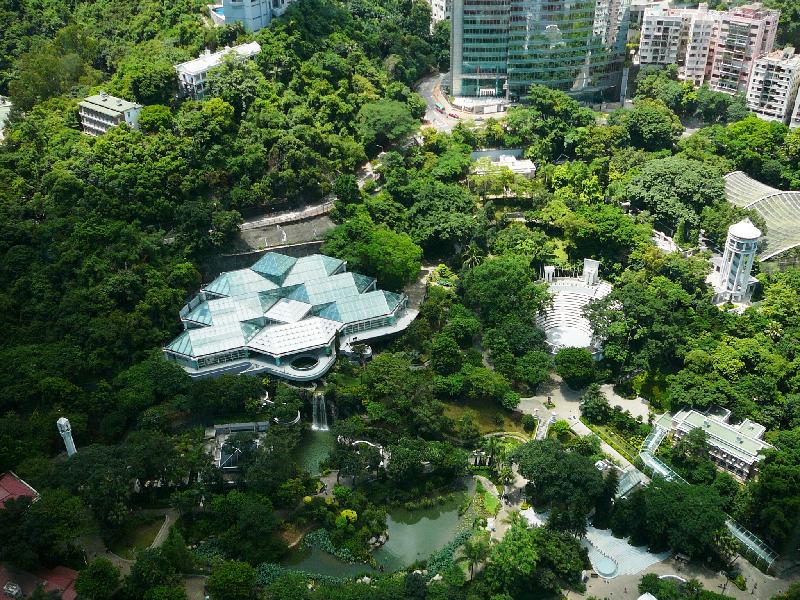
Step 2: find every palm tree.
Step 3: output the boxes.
[461,242,484,269]
[484,436,500,468]
[498,465,514,486]
[462,534,490,580]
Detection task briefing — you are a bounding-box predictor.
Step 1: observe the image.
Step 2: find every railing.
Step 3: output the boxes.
[240,201,334,230]
[638,427,779,569]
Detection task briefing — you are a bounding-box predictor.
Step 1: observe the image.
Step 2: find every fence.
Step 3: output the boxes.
[240,201,334,231]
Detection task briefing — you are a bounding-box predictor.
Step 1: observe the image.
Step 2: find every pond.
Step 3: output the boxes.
[372,485,472,572]
[283,479,475,575]
[292,429,335,475]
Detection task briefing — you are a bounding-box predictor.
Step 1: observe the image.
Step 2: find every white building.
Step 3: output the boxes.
[176,42,262,99]
[639,4,723,87]
[747,47,800,125]
[78,92,142,136]
[707,218,761,304]
[656,409,772,481]
[429,0,451,25]
[638,3,780,92]
[218,0,293,32]
[0,96,10,140]
[472,153,536,178]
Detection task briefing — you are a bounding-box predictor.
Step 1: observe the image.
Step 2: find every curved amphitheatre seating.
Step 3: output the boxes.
[724,171,800,261]
[536,277,612,352]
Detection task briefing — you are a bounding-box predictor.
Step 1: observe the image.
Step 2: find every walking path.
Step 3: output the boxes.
[149,508,179,548]
[240,201,334,230]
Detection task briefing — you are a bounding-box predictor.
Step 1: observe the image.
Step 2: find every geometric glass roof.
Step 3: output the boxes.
[724,171,800,261]
[165,253,403,360]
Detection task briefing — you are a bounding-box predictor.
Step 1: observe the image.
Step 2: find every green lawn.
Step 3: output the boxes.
[443,398,527,435]
[109,515,164,560]
[482,492,501,516]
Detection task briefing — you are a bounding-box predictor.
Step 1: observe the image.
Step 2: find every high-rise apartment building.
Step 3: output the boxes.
[792,93,800,128]
[639,3,779,93]
[639,4,722,87]
[450,0,630,100]
[708,4,779,94]
[746,48,800,125]
[430,0,452,24]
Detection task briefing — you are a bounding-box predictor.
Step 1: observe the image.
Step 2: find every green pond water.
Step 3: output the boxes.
[286,428,475,576]
[293,429,336,475]
[284,481,474,576]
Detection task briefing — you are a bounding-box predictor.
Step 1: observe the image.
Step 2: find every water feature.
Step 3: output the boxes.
[282,480,475,575]
[372,488,470,571]
[311,392,328,431]
[293,429,335,475]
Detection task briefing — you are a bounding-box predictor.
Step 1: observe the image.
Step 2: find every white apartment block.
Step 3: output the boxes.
[175,42,262,99]
[430,0,451,25]
[708,4,779,95]
[218,0,294,32]
[639,3,780,93]
[78,92,142,136]
[792,93,800,128]
[639,4,721,87]
[747,48,800,125]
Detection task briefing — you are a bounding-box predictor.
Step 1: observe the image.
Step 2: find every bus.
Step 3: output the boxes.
[434,102,445,113]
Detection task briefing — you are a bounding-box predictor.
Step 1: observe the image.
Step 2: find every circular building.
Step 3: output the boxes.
[535,259,612,355]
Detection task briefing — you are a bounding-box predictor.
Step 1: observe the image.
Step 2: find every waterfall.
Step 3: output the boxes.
[311,392,329,431]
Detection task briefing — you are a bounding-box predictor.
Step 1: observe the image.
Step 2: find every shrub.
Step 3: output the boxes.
[522,414,536,432]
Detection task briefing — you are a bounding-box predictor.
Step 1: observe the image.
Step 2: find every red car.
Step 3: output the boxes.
[448,112,460,119]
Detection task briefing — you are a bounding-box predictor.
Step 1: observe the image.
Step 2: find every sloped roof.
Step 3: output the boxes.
[317,290,402,324]
[724,171,800,260]
[204,268,278,297]
[251,252,297,284]
[248,317,339,356]
[0,472,39,509]
[165,252,405,363]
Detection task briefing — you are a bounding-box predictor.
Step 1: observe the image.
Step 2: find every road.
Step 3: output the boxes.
[416,72,462,133]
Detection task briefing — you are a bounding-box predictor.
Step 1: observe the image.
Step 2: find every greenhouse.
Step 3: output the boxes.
[164,252,416,380]
[724,171,800,261]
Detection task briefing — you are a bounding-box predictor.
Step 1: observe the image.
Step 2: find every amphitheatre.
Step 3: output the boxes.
[535,259,612,355]
[724,171,800,261]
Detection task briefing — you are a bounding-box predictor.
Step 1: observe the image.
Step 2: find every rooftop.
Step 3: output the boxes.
[79,93,141,115]
[0,471,39,509]
[176,42,262,75]
[165,252,409,365]
[0,565,77,600]
[728,218,762,240]
[656,410,772,465]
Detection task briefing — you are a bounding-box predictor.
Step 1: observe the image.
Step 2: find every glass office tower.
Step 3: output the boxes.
[451,0,630,100]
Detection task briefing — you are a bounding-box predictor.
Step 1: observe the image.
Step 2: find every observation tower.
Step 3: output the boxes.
[708,218,761,304]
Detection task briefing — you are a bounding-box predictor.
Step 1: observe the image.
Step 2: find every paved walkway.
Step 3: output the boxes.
[571,554,793,600]
[149,508,178,549]
[80,534,134,577]
[519,377,652,423]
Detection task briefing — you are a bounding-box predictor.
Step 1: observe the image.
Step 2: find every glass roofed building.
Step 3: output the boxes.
[724,171,800,261]
[164,253,417,381]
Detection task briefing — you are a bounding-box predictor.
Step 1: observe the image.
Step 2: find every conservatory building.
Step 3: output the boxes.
[163,253,416,381]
